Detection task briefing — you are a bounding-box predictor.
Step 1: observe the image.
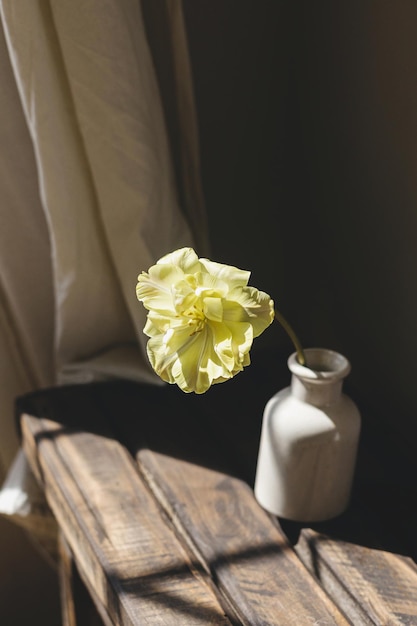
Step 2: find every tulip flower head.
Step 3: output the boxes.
[136,247,275,393]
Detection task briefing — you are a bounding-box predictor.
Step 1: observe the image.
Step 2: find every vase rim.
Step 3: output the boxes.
[288,348,351,382]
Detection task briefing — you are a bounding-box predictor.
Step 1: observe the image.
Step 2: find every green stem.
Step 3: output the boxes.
[274,309,306,366]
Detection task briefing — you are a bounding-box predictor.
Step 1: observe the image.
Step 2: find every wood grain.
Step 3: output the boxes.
[59,532,78,626]
[136,448,349,625]
[59,532,106,626]
[18,380,417,626]
[21,413,232,626]
[296,527,417,626]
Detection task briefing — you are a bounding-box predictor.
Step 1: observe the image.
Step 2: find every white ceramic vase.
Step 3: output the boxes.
[254,348,361,522]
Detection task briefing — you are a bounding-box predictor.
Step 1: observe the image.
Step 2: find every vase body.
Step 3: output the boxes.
[254,348,361,522]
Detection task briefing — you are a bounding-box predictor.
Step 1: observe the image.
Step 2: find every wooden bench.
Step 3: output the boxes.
[17,364,417,625]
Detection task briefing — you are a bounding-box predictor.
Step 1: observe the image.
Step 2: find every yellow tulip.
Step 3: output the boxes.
[136,247,275,393]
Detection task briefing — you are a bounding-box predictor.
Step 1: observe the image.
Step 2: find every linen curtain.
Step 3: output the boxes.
[0,0,206,564]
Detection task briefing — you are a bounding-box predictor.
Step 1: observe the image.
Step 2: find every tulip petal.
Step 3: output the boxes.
[157,247,201,274]
[136,267,180,313]
[224,286,274,337]
[203,297,223,323]
[199,257,250,289]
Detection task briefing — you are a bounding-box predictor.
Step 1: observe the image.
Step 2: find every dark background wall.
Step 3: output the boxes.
[183,0,417,459]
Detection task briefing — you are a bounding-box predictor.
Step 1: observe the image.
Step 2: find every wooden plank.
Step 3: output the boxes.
[22,381,417,625]
[295,527,417,626]
[136,448,350,625]
[21,413,233,626]
[59,532,106,626]
[17,376,417,626]
[80,380,351,624]
[59,532,78,626]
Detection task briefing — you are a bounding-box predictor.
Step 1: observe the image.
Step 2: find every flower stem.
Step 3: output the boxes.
[274,309,306,366]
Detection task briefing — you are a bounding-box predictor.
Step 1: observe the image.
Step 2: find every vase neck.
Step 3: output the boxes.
[291,375,343,406]
[287,348,350,406]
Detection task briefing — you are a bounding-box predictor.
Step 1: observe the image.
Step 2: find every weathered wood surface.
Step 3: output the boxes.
[21,409,232,625]
[59,532,79,626]
[17,379,417,626]
[137,449,348,625]
[295,527,417,626]
[59,532,106,626]
[19,383,349,625]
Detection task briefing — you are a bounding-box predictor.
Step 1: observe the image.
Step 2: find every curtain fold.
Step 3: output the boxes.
[0,14,55,476]
[0,2,206,611]
[1,0,199,388]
